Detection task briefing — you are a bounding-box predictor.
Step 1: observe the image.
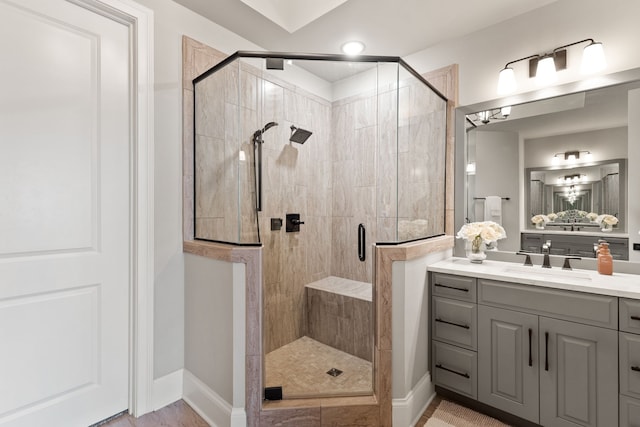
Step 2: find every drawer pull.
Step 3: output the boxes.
[435,318,470,329]
[528,328,533,367]
[436,363,470,379]
[544,332,549,371]
[631,315,640,321]
[434,283,469,292]
[632,366,640,372]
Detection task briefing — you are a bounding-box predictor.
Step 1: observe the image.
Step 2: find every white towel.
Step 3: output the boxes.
[484,196,502,225]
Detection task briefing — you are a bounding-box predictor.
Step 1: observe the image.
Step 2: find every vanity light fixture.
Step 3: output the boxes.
[558,173,587,184]
[552,150,593,165]
[468,107,512,125]
[497,38,606,94]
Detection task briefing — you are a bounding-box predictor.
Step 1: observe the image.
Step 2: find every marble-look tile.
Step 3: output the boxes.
[321,404,379,427]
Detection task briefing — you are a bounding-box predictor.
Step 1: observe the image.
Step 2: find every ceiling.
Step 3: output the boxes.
[172,0,558,58]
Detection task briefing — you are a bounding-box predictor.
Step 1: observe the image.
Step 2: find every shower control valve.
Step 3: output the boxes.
[286,213,304,232]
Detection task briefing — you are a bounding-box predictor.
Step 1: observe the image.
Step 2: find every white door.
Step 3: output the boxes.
[0,0,131,425]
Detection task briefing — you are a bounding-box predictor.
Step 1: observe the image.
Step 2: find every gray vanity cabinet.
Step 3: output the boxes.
[620,298,640,427]
[478,305,539,423]
[478,306,618,427]
[539,317,618,427]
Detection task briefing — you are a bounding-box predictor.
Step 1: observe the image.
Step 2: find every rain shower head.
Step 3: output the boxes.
[253,122,278,143]
[289,125,312,144]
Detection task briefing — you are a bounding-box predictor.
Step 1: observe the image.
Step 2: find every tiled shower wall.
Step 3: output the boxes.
[195,60,447,354]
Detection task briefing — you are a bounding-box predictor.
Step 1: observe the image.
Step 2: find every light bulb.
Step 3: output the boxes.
[497,67,516,95]
[567,153,576,163]
[581,42,606,74]
[341,41,365,56]
[536,56,557,85]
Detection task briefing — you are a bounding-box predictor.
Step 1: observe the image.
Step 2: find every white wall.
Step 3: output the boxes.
[391,249,452,427]
[406,0,640,105]
[474,131,520,252]
[131,0,262,379]
[524,127,627,168]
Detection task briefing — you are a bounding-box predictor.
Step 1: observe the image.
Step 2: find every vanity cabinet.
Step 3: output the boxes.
[477,300,618,426]
[431,273,478,399]
[620,298,640,427]
[431,271,623,426]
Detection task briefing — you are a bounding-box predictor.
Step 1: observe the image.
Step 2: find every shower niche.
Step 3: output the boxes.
[193,52,447,399]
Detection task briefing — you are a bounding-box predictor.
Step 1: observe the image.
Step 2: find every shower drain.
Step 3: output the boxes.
[326,368,343,377]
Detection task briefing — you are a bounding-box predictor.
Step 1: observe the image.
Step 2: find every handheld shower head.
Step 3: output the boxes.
[263,122,278,132]
[252,122,278,143]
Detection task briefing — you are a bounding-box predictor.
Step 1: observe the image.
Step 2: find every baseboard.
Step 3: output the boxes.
[183,369,246,427]
[392,373,435,427]
[153,369,184,411]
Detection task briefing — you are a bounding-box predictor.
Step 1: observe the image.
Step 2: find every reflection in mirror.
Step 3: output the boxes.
[456,69,640,262]
[525,159,626,232]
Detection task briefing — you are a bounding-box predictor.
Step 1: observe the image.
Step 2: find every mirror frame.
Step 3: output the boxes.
[454,67,640,258]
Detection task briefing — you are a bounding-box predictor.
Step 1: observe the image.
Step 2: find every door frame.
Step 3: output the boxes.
[67,0,155,417]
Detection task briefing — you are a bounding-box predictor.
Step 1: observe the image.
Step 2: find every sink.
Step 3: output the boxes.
[502,265,592,281]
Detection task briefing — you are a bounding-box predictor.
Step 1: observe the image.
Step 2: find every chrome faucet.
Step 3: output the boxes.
[541,243,552,268]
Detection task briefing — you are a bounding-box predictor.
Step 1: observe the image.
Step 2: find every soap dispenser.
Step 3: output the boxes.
[597,242,613,275]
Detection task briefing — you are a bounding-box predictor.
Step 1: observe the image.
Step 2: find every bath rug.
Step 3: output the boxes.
[424,399,511,427]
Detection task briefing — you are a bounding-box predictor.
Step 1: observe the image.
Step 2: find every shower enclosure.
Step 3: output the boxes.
[193,52,447,399]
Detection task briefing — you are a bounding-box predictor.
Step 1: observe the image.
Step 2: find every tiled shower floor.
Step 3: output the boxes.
[265,336,373,398]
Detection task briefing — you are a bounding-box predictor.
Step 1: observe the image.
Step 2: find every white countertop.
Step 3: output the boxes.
[428,257,640,299]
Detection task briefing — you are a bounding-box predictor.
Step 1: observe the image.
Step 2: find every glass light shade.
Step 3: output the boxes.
[581,42,606,74]
[585,151,593,161]
[536,56,557,85]
[497,67,516,95]
[466,162,476,174]
[552,155,560,165]
[500,105,512,117]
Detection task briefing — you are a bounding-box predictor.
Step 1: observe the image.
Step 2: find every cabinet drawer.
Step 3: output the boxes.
[620,299,640,335]
[620,332,640,400]
[433,297,477,350]
[620,395,640,427]
[432,341,477,399]
[432,273,476,302]
[478,279,617,329]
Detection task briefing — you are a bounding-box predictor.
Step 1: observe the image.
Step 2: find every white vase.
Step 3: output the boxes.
[535,222,545,230]
[601,223,612,232]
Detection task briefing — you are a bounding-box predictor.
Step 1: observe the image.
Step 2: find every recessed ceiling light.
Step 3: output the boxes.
[341,41,365,55]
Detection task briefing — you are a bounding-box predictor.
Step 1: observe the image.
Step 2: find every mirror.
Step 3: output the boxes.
[455,68,640,261]
[525,159,626,232]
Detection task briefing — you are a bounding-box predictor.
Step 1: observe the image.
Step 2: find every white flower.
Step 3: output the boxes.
[531,214,549,225]
[577,210,588,218]
[457,221,507,244]
[547,213,558,221]
[586,212,599,221]
[556,211,567,218]
[597,214,619,226]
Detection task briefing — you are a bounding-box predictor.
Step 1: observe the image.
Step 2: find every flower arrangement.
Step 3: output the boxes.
[577,210,588,218]
[457,221,507,263]
[556,211,567,219]
[596,214,618,231]
[531,214,550,229]
[547,213,558,221]
[586,212,599,221]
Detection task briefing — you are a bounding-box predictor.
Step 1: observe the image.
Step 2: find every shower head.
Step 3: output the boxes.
[252,122,278,143]
[289,125,313,144]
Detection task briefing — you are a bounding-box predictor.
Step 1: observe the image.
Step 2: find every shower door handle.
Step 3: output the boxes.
[358,224,366,262]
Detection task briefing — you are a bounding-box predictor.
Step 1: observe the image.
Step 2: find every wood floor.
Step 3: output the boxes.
[100,400,208,427]
[104,396,442,426]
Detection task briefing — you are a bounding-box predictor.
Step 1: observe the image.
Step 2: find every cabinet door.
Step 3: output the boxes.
[540,317,618,427]
[620,332,640,399]
[478,305,539,423]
